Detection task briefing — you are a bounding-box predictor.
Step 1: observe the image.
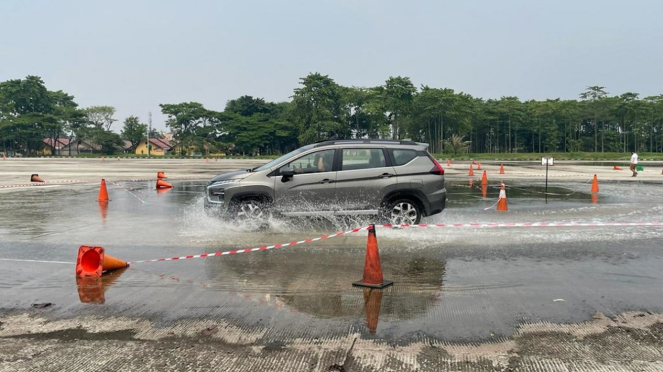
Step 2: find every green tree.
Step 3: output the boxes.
[291,73,349,144]
[160,102,215,155]
[382,76,416,139]
[83,106,116,130]
[579,86,608,152]
[121,116,148,152]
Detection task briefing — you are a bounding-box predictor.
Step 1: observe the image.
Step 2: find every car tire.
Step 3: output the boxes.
[383,198,422,225]
[229,197,270,221]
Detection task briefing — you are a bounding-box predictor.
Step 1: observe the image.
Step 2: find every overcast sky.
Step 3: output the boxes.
[2,0,662,131]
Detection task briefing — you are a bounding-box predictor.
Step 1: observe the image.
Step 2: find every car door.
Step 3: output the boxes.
[273,149,337,216]
[334,147,398,214]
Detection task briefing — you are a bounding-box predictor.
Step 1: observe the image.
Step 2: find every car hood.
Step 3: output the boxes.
[208,170,254,185]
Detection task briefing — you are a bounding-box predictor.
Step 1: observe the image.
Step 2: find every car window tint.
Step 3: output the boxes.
[391,149,417,166]
[341,149,386,171]
[280,149,335,174]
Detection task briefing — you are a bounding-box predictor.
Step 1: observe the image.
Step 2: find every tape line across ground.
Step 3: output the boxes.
[128,221,663,264]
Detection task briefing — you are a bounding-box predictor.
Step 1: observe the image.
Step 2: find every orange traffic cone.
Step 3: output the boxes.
[3,155,7,160]
[353,225,393,289]
[499,164,505,174]
[363,288,383,334]
[469,165,474,177]
[101,156,105,162]
[613,166,622,170]
[76,267,126,304]
[205,157,209,163]
[30,174,45,183]
[591,175,599,193]
[481,171,488,186]
[446,159,450,167]
[157,171,167,179]
[75,246,128,277]
[497,183,508,212]
[97,179,109,201]
[477,162,481,170]
[482,184,488,198]
[156,179,173,189]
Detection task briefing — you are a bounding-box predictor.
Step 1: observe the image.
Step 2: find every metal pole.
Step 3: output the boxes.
[147,112,152,158]
[545,160,549,204]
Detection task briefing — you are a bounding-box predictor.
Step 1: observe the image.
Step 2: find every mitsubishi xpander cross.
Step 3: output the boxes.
[204,140,446,224]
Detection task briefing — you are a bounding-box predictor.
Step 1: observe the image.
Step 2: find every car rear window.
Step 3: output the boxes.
[390,149,418,166]
[341,149,386,171]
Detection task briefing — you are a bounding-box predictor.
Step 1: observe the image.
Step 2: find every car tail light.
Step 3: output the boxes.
[428,155,445,175]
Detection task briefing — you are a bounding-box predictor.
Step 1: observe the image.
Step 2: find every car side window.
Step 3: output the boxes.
[391,149,417,166]
[280,149,335,174]
[341,148,386,171]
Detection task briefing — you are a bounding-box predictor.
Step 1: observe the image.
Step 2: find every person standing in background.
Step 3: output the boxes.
[630,152,638,177]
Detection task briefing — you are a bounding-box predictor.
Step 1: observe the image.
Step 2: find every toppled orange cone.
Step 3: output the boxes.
[157,171,167,179]
[31,174,45,183]
[481,170,488,186]
[156,179,173,189]
[97,179,109,201]
[497,183,508,212]
[75,246,128,277]
[591,174,599,193]
[613,166,622,170]
[469,165,474,177]
[500,164,505,174]
[353,225,393,289]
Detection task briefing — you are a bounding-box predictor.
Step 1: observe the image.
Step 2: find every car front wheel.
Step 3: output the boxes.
[385,199,421,225]
[230,198,270,221]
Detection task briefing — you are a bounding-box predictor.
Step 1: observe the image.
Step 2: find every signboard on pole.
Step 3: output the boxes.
[541,157,554,166]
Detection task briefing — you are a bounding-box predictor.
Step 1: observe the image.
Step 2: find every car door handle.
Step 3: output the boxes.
[379,173,394,178]
[320,178,335,184]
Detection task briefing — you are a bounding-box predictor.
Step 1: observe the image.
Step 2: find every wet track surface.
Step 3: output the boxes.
[1,178,663,340]
[1,167,663,370]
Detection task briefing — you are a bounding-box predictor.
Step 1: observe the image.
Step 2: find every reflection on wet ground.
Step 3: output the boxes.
[1,179,663,343]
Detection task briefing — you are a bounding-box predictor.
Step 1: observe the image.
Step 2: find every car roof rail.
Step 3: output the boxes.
[313,139,424,147]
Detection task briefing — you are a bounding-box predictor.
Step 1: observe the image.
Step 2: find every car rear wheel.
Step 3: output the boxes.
[385,199,421,225]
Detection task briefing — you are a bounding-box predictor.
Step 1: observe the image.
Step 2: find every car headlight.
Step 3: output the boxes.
[209,179,241,187]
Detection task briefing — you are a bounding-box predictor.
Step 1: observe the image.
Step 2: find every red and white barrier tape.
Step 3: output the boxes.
[377,221,663,229]
[128,221,663,264]
[128,226,368,264]
[0,183,45,189]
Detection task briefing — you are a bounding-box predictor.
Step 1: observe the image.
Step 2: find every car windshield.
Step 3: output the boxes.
[252,144,315,172]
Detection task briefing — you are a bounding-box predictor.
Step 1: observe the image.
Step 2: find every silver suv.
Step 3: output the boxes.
[204,140,446,224]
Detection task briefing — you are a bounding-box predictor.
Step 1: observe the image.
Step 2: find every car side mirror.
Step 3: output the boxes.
[281,169,294,181]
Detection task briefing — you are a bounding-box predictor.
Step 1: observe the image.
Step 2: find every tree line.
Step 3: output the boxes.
[2,74,663,156]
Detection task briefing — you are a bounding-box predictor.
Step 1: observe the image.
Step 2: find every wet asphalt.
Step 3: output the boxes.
[1,176,662,346]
